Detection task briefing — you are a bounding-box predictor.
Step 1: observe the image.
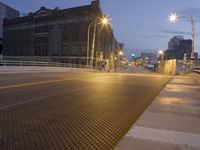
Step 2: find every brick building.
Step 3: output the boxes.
[3,0,123,66]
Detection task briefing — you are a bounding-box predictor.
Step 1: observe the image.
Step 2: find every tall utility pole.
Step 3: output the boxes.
[168,13,195,70]
[87,16,110,68]
[191,15,195,69]
[87,20,95,67]
[90,22,97,69]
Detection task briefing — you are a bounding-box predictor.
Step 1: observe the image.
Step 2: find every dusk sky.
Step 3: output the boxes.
[1,0,200,57]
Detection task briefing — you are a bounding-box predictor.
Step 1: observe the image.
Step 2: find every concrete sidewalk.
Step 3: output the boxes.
[115,74,200,150]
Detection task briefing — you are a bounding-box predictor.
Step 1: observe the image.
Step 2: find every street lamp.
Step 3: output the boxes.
[114,56,117,73]
[119,51,123,56]
[158,49,164,60]
[102,17,109,25]
[158,50,164,55]
[87,16,110,68]
[168,12,195,69]
[168,12,178,23]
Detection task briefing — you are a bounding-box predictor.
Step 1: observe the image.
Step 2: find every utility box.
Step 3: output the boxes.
[158,59,176,75]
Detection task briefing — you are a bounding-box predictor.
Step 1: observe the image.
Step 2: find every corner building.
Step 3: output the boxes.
[0,1,19,55]
[3,0,123,66]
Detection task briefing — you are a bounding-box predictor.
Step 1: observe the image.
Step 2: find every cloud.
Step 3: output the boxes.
[159,29,191,35]
[136,35,150,39]
[158,29,200,37]
[136,34,171,39]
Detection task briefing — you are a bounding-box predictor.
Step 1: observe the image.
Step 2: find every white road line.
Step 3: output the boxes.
[127,126,200,148]
[0,86,95,110]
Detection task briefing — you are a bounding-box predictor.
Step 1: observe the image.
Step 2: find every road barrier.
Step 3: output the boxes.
[0,60,90,69]
[192,66,200,74]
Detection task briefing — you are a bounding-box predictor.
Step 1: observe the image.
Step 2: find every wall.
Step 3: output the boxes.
[158,59,176,75]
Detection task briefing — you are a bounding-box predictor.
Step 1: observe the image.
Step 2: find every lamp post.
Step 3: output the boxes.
[168,12,195,69]
[119,51,123,57]
[114,56,117,73]
[117,51,123,69]
[87,16,110,68]
[87,20,95,67]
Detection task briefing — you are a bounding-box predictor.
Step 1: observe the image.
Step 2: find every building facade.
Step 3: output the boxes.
[3,0,123,66]
[0,1,19,56]
[165,36,198,61]
[168,36,184,50]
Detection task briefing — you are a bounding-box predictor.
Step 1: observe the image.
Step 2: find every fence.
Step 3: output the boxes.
[192,66,200,74]
[0,60,91,69]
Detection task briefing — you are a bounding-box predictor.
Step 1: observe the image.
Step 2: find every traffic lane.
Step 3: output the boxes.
[1,94,142,148]
[0,74,171,149]
[0,72,106,109]
[0,72,70,87]
[0,71,167,86]
[0,72,97,87]
[0,71,169,88]
[0,76,108,108]
[0,73,125,108]
[0,72,168,90]
[0,74,171,108]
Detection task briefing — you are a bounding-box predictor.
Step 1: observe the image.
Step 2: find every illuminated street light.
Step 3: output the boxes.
[87,16,110,68]
[168,13,178,23]
[119,51,123,56]
[158,50,164,55]
[168,12,195,69]
[158,49,164,61]
[101,16,109,25]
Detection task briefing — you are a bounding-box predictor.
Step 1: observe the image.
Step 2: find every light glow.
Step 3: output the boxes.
[119,51,123,56]
[159,97,184,105]
[158,50,164,55]
[168,12,178,23]
[102,16,110,25]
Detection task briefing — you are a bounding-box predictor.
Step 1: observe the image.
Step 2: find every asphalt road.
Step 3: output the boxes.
[0,72,171,150]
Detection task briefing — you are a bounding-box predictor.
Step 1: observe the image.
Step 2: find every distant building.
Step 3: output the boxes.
[165,36,198,60]
[168,35,184,50]
[0,1,19,55]
[3,0,123,66]
[140,52,157,65]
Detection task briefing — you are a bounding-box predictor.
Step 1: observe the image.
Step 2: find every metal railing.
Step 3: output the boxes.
[192,66,200,74]
[0,60,91,69]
